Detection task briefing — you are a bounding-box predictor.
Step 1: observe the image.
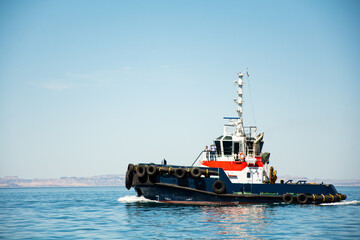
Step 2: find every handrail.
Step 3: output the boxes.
[191,150,205,167]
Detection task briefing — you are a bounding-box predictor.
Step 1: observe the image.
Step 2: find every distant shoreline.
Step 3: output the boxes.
[1,174,360,188]
[0,174,125,188]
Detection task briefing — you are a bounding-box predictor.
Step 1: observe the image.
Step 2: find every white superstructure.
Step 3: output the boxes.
[200,70,269,184]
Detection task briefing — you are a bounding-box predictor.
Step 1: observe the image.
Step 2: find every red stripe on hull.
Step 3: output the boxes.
[200,159,263,171]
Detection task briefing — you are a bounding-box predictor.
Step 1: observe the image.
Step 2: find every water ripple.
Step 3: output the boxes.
[0,186,359,239]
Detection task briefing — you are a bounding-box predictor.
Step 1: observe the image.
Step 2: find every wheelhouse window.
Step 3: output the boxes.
[214,141,221,155]
[234,142,243,154]
[234,142,239,154]
[255,141,264,156]
[223,141,232,155]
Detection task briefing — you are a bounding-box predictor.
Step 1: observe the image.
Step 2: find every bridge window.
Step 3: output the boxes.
[223,141,232,155]
[214,141,221,155]
[234,142,243,154]
[255,142,264,155]
[234,142,239,154]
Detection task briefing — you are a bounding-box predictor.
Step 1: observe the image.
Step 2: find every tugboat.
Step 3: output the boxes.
[125,70,347,205]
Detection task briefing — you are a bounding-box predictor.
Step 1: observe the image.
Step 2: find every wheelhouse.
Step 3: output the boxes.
[209,126,264,160]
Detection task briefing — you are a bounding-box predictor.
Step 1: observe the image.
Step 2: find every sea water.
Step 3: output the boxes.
[0,186,359,239]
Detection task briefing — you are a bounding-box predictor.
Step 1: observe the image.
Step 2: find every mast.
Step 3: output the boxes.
[234,72,245,137]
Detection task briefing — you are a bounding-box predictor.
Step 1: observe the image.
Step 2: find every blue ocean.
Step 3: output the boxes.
[0,186,359,239]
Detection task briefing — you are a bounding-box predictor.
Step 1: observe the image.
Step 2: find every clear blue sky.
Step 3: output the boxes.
[1,0,359,179]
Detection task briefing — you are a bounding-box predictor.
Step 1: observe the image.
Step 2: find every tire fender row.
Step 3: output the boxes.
[282,193,347,204]
[125,164,225,194]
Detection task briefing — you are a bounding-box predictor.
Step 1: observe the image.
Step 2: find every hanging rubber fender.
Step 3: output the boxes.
[339,193,347,200]
[125,169,133,190]
[212,180,226,194]
[282,193,295,204]
[127,163,134,173]
[334,194,341,202]
[157,167,167,174]
[239,152,245,160]
[125,164,135,190]
[138,175,148,184]
[297,193,308,204]
[146,165,157,176]
[191,167,202,178]
[136,165,147,178]
[174,168,186,179]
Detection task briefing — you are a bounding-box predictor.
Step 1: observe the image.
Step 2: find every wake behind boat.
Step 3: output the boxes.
[125,70,346,205]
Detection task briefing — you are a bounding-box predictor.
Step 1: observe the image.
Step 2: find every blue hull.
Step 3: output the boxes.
[126,164,346,205]
[137,184,283,205]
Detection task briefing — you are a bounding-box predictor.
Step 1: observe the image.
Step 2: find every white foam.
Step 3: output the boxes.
[117,195,158,203]
[320,200,360,206]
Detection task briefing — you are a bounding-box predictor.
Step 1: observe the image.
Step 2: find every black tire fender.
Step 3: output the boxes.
[125,170,133,190]
[282,193,295,204]
[147,165,157,176]
[191,167,202,178]
[136,165,147,178]
[297,193,308,204]
[127,163,134,173]
[212,180,226,194]
[339,193,347,200]
[174,168,186,179]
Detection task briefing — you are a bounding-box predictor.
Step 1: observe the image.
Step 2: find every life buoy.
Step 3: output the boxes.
[190,167,202,178]
[239,152,245,160]
[297,193,308,204]
[212,180,226,194]
[282,193,295,204]
[174,168,186,178]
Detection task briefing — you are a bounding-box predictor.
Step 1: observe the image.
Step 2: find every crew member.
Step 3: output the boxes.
[210,144,216,160]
